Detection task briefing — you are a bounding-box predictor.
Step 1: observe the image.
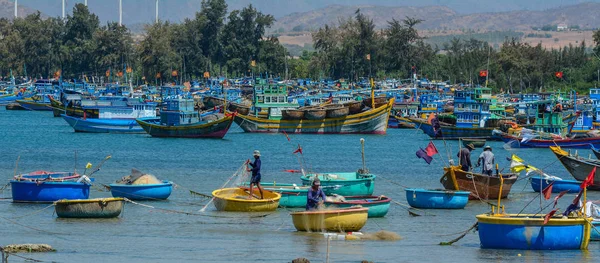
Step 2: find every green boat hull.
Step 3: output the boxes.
[300,172,376,196]
[242,182,308,208]
[325,196,391,217]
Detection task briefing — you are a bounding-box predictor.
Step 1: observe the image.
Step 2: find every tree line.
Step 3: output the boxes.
[1,3,600,94]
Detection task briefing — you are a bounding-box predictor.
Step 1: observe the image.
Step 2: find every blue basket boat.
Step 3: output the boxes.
[529,175,581,194]
[477,214,591,250]
[325,195,391,217]
[109,180,173,200]
[405,188,470,209]
[11,171,91,203]
[301,172,376,196]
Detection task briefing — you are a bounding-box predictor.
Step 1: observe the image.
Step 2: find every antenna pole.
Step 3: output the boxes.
[119,0,122,26]
[14,0,17,18]
[155,0,159,23]
[62,0,65,19]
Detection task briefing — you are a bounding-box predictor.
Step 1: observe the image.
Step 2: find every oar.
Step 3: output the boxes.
[87,155,112,177]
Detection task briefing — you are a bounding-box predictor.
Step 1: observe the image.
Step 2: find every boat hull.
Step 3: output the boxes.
[109,181,173,200]
[440,166,517,200]
[414,118,496,140]
[500,133,600,148]
[212,188,281,212]
[325,196,391,217]
[16,100,52,111]
[62,115,144,133]
[388,116,416,129]
[529,176,581,193]
[462,138,486,148]
[136,114,234,138]
[234,99,393,134]
[476,214,590,250]
[301,173,376,196]
[11,180,91,203]
[550,146,600,188]
[54,198,123,218]
[251,183,308,208]
[290,207,369,232]
[405,188,470,209]
[592,221,600,241]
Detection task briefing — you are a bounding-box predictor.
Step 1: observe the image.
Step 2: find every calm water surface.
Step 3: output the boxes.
[1,108,600,262]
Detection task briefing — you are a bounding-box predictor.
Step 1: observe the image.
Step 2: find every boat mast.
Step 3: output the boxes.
[155,0,159,23]
[62,0,65,19]
[119,0,122,26]
[14,0,17,18]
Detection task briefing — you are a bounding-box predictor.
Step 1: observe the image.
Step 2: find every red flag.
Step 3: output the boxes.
[555,71,563,79]
[293,144,303,154]
[479,70,488,77]
[425,141,439,157]
[553,190,569,208]
[580,167,596,189]
[543,209,559,225]
[284,169,301,173]
[542,182,554,200]
[282,131,290,141]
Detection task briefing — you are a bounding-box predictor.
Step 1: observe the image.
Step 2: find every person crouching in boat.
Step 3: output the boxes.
[476,146,495,176]
[246,150,264,199]
[306,178,327,211]
[457,143,475,171]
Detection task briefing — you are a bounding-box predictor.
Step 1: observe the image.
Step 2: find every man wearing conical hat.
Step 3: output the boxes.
[457,143,475,171]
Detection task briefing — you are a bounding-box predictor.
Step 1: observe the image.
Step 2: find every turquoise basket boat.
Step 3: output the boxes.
[325,195,391,217]
[405,188,470,209]
[109,181,173,200]
[477,213,591,250]
[592,221,600,241]
[301,172,376,196]
[241,182,308,208]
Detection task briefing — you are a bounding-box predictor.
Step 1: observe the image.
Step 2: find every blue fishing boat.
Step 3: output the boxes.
[11,171,91,203]
[529,175,581,193]
[137,86,235,138]
[476,214,590,250]
[405,188,470,209]
[16,79,58,111]
[497,131,600,148]
[325,195,391,217]
[62,115,143,133]
[109,181,173,200]
[300,172,376,196]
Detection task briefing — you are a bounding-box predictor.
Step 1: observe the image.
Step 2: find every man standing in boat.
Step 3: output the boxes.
[247,150,264,199]
[477,146,495,176]
[457,143,475,171]
[306,178,327,211]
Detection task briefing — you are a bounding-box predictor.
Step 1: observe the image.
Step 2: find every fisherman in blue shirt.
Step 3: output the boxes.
[306,178,327,210]
[247,150,264,199]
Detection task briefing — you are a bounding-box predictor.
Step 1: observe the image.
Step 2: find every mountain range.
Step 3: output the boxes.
[2,0,600,27]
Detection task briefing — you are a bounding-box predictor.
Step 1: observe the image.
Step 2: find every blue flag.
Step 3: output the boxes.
[416,148,433,164]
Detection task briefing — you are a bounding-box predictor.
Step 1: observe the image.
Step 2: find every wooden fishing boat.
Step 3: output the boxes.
[324,105,350,118]
[11,171,91,203]
[529,175,581,193]
[497,131,600,148]
[16,99,52,111]
[136,112,235,138]
[228,102,250,115]
[324,196,391,217]
[413,118,496,140]
[405,188,470,209]
[5,102,26,110]
[234,99,393,134]
[363,96,388,109]
[290,207,368,232]
[54,198,124,218]
[476,214,591,250]
[388,116,416,129]
[303,107,327,120]
[462,138,486,148]
[62,114,144,133]
[281,109,305,120]
[440,166,518,200]
[592,146,600,159]
[212,187,281,212]
[344,100,364,114]
[549,146,600,188]
[301,172,376,196]
[109,180,173,200]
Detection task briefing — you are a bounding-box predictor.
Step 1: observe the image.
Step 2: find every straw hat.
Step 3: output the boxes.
[253,150,261,156]
[467,143,475,150]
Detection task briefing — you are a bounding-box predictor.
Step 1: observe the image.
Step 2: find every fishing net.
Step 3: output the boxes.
[115,169,162,185]
[356,230,402,241]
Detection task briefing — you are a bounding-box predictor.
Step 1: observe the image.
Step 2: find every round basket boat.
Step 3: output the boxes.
[282,109,305,120]
[212,187,281,212]
[344,101,364,115]
[109,180,173,200]
[290,207,369,232]
[325,105,350,118]
[303,107,327,120]
[54,198,124,218]
[228,102,250,115]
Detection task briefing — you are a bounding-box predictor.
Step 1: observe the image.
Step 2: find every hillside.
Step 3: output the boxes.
[273,2,600,31]
[0,0,44,19]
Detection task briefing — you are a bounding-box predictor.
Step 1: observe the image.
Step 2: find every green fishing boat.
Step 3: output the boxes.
[324,195,391,217]
[252,182,308,208]
[300,172,376,196]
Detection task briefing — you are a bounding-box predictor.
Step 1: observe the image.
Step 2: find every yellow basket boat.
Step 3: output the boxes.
[290,207,369,232]
[212,187,281,212]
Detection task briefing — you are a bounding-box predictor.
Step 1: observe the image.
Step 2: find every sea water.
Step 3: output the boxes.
[0,108,599,262]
